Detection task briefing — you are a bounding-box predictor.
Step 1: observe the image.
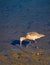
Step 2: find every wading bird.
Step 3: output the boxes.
[20,32,45,47]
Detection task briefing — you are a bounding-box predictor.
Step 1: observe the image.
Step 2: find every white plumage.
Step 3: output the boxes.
[20,32,45,47]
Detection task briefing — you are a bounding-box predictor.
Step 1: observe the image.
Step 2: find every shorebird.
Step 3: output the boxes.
[20,32,45,47]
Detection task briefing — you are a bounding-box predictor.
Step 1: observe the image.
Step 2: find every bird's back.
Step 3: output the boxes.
[26,32,39,36]
[25,32,45,40]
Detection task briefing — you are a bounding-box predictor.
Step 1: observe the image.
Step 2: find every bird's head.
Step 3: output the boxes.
[20,36,26,42]
[20,36,26,47]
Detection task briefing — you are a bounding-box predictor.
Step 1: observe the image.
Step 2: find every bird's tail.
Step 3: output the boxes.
[40,34,45,38]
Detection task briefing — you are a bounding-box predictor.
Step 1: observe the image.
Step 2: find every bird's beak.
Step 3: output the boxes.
[20,41,22,48]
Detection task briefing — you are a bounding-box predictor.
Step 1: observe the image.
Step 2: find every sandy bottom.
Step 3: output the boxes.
[0,41,50,65]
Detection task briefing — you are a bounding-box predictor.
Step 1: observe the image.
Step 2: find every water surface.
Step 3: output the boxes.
[0,0,50,51]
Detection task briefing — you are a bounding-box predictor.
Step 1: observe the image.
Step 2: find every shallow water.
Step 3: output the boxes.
[0,0,50,65]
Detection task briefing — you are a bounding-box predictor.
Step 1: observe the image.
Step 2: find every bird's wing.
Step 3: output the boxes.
[26,32,39,36]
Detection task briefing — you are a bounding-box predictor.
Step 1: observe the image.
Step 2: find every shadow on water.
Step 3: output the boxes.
[11,40,30,47]
[11,40,20,46]
[11,40,34,47]
[22,40,29,47]
[11,40,35,48]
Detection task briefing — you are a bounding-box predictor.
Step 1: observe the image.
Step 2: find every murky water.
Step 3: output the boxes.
[0,0,50,65]
[0,0,50,53]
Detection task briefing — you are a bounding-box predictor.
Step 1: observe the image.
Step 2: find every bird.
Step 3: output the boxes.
[20,32,45,47]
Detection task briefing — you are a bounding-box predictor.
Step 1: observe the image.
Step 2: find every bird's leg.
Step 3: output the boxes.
[31,40,34,44]
[26,41,31,49]
[30,40,32,44]
[35,41,37,43]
